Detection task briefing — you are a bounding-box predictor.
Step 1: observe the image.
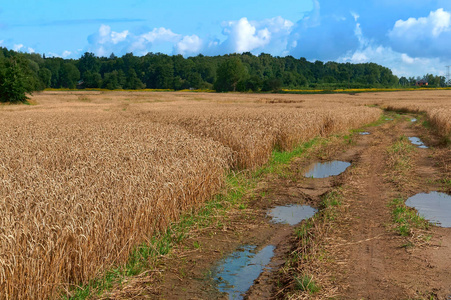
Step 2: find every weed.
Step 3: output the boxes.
[294,274,320,294]
[320,190,342,220]
[389,198,430,237]
[386,135,415,178]
[193,241,201,249]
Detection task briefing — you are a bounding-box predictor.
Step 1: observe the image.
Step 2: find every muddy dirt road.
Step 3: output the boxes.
[110,113,451,299]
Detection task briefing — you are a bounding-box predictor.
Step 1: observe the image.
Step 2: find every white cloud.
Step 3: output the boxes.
[142,28,180,43]
[46,52,61,58]
[174,35,203,56]
[62,50,72,58]
[222,17,271,53]
[388,8,451,59]
[27,47,35,53]
[351,12,360,22]
[45,50,78,59]
[340,21,449,78]
[88,25,186,56]
[13,44,23,51]
[259,16,294,34]
[390,8,451,38]
[95,25,129,45]
[219,16,294,54]
[401,53,415,64]
[111,30,129,44]
[85,16,294,58]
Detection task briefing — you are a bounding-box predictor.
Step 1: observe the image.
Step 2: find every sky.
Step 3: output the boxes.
[2,0,451,78]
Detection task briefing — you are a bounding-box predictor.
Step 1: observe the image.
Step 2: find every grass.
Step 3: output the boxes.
[389,198,430,237]
[321,190,343,221]
[255,137,319,177]
[386,135,415,180]
[283,188,344,298]
[384,132,432,242]
[294,274,320,294]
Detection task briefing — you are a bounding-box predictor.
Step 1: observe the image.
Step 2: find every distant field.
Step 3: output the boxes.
[0,90,449,299]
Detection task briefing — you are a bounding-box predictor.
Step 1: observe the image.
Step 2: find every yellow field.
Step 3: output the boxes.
[1,90,449,299]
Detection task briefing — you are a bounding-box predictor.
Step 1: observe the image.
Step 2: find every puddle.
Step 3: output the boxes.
[411,118,417,122]
[213,245,275,299]
[408,137,428,149]
[268,204,317,225]
[385,118,393,121]
[304,161,351,178]
[359,132,370,135]
[406,192,451,227]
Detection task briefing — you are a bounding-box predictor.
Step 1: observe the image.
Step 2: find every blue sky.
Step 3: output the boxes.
[2,0,451,77]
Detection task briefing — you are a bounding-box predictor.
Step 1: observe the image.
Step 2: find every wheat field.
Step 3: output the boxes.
[0,90,391,299]
[363,90,451,138]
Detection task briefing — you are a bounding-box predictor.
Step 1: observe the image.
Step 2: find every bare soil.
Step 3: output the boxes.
[105,112,451,300]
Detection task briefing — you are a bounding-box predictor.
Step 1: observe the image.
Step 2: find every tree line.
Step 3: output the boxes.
[0,46,447,102]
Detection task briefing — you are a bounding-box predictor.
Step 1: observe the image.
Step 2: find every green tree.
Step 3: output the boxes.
[59,62,80,88]
[83,71,102,88]
[399,76,408,86]
[245,75,263,92]
[214,57,246,92]
[0,57,33,103]
[124,69,145,89]
[38,67,52,89]
[78,52,100,77]
[102,70,126,90]
[262,77,282,92]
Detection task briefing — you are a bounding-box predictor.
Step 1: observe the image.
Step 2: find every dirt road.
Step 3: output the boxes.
[109,113,451,299]
[325,116,451,299]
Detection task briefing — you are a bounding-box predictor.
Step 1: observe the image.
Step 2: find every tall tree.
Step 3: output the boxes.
[214,57,246,92]
[0,57,33,103]
[59,62,80,89]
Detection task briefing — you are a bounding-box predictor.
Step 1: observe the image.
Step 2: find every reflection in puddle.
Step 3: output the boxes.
[408,137,428,149]
[406,192,451,227]
[411,118,417,122]
[214,245,275,299]
[304,161,351,178]
[268,205,317,225]
[359,132,370,135]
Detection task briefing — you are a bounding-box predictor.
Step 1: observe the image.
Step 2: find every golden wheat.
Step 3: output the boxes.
[0,91,382,299]
[377,91,451,137]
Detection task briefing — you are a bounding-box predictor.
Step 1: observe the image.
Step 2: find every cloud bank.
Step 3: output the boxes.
[11,0,451,77]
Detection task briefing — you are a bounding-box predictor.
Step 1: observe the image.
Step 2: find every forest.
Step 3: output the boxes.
[0,46,447,102]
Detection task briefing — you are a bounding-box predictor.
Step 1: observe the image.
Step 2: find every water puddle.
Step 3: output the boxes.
[385,118,393,121]
[408,137,428,149]
[304,161,351,178]
[406,192,451,227]
[268,204,317,225]
[411,118,417,122]
[213,245,275,299]
[359,132,370,135]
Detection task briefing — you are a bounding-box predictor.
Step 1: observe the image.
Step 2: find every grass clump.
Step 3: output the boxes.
[281,189,343,298]
[320,190,342,221]
[389,198,430,237]
[386,135,415,187]
[294,274,320,294]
